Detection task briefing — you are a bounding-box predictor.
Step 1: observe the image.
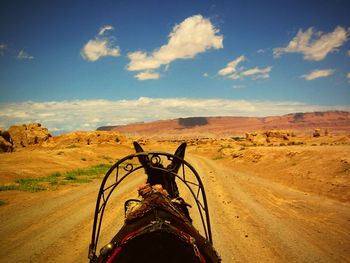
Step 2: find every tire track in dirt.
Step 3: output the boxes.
[188,153,350,263]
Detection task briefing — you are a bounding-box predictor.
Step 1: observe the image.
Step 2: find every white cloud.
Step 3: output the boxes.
[135,71,160,80]
[0,43,7,55]
[218,55,271,80]
[241,66,272,80]
[98,25,114,35]
[203,73,209,77]
[273,26,349,61]
[347,72,350,84]
[301,69,335,80]
[348,50,350,56]
[127,15,223,80]
[81,26,120,61]
[1,98,349,133]
[17,49,34,60]
[218,55,245,76]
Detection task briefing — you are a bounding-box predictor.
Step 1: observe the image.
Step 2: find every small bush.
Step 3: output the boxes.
[57,151,64,155]
[66,144,79,149]
[65,175,77,180]
[0,200,8,206]
[0,184,19,191]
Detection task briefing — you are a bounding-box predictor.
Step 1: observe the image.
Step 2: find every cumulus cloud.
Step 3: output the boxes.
[81,25,120,61]
[17,49,34,60]
[1,98,348,133]
[301,69,335,80]
[0,43,7,55]
[135,71,160,80]
[218,55,271,80]
[218,55,245,76]
[347,72,350,84]
[203,72,209,77]
[127,15,223,80]
[273,26,349,61]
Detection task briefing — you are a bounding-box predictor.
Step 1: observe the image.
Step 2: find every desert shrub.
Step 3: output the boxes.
[0,200,8,206]
[218,145,233,152]
[212,156,224,160]
[0,184,19,191]
[66,144,79,149]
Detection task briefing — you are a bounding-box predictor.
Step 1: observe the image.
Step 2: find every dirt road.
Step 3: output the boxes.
[189,154,350,262]
[0,153,349,262]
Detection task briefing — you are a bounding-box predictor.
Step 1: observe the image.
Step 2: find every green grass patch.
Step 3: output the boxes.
[15,178,47,192]
[0,164,111,193]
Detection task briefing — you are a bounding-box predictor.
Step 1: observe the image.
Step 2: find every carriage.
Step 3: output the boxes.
[88,142,221,262]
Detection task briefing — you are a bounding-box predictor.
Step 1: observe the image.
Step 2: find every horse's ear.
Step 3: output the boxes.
[133,141,148,166]
[174,142,186,159]
[169,142,186,172]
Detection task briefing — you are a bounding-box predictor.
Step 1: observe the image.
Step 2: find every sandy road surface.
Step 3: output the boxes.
[0,153,349,262]
[189,154,350,263]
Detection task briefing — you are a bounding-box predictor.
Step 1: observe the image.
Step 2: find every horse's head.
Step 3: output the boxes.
[133,142,186,198]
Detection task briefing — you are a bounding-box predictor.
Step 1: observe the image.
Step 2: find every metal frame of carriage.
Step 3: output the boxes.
[88,151,214,262]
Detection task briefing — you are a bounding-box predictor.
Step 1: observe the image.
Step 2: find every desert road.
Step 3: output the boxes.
[0,153,349,262]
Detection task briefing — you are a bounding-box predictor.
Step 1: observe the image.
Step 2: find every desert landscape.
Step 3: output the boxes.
[0,111,349,262]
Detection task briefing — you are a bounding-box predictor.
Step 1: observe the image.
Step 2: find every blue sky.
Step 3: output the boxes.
[0,0,349,133]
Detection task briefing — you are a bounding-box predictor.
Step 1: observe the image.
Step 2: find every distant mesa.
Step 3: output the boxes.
[97,125,120,131]
[178,117,208,128]
[97,111,350,138]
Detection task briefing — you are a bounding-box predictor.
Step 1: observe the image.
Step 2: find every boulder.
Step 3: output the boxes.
[0,129,13,152]
[313,129,321,137]
[265,130,291,140]
[245,132,267,145]
[8,123,51,148]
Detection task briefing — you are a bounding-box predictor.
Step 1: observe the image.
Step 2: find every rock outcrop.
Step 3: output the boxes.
[0,130,13,152]
[8,123,51,148]
[42,131,125,148]
[0,123,52,152]
[245,130,294,145]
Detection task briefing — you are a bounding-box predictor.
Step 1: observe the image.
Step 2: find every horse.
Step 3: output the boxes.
[88,142,221,263]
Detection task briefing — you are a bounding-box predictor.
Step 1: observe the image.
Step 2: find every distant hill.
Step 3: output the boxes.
[97,111,350,138]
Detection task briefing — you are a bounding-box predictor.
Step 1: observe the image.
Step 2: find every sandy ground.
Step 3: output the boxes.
[0,143,349,262]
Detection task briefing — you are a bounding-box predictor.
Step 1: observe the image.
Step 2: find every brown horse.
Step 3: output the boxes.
[89,143,221,263]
